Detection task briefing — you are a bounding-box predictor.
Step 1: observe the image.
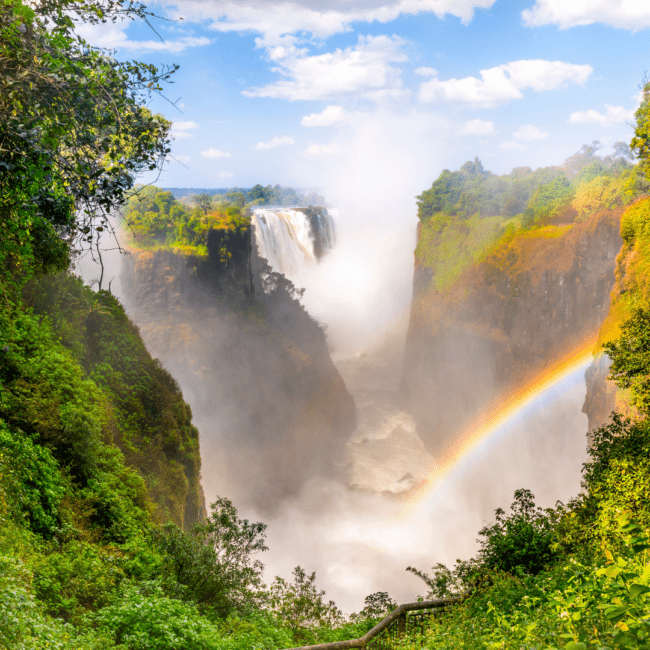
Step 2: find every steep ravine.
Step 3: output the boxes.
[402,209,624,455]
[120,227,355,512]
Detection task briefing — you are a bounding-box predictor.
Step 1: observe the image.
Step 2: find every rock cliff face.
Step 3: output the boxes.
[583,353,616,437]
[402,209,623,454]
[580,197,650,435]
[121,228,355,512]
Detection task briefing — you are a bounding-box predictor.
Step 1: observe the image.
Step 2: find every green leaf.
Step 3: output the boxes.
[565,642,587,650]
[630,583,650,599]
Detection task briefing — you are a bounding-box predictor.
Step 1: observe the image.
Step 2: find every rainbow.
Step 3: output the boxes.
[401,336,598,512]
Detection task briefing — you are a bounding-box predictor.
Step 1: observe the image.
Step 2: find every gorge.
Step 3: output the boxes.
[111,158,634,610]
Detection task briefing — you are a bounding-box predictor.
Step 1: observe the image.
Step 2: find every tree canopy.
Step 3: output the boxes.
[0,0,174,283]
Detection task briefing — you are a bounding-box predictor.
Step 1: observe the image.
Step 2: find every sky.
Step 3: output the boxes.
[77,0,650,192]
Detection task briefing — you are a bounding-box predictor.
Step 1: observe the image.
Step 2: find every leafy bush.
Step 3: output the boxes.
[269,566,345,635]
[94,582,221,650]
[604,308,650,416]
[476,488,559,576]
[0,421,67,538]
[153,498,268,617]
[0,555,114,650]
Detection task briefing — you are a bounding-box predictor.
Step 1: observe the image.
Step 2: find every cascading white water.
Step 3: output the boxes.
[252,207,337,275]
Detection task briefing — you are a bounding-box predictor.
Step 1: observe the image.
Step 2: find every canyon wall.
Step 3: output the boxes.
[120,226,355,512]
[402,209,623,454]
[581,197,650,435]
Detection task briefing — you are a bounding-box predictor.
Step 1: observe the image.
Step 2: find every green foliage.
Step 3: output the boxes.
[0,0,174,269]
[415,213,509,291]
[416,157,568,222]
[94,582,223,650]
[523,175,573,226]
[0,421,67,538]
[123,185,250,259]
[28,273,203,528]
[476,488,559,576]
[33,541,127,623]
[152,498,267,617]
[604,308,650,415]
[353,591,397,620]
[631,80,650,180]
[400,518,650,650]
[269,566,345,636]
[0,555,114,649]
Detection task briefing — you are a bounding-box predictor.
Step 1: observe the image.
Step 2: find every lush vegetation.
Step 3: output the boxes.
[414,142,642,292]
[0,1,395,648]
[121,185,251,258]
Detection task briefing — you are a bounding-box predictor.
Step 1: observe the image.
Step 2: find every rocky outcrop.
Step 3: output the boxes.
[583,353,616,439]
[580,197,650,435]
[402,209,623,455]
[121,229,355,513]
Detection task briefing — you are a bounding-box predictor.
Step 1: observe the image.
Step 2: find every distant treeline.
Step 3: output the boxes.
[417,140,645,226]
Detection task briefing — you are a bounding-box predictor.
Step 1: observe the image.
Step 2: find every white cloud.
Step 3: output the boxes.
[255,136,296,149]
[76,22,211,52]
[301,106,349,127]
[513,124,548,140]
[243,35,408,101]
[304,143,343,157]
[460,119,495,135]
[500,141,528,151]
[173,121,200,131]
[522,0,650,31]
[218,171,235,178]
[171,121,199,139]
[418,59,592,107]
[569,104,636,125]
[170,0,497,45]
[201,148,231,158]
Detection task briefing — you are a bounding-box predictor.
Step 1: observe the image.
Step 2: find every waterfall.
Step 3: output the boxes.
[251,207,337,275]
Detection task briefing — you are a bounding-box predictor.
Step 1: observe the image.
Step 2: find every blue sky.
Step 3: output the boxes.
[79,0,650,192]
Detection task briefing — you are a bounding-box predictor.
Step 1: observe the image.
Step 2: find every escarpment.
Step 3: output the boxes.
[581,197,650,435]
[402,209,623,454]
[121,225,355,512]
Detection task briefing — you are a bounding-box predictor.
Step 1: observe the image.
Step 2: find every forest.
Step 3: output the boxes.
[2,0,650,648]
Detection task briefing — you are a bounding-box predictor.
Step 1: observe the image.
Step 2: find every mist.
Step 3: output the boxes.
[255,360,589,613]
[74,109,595,617]
[288,108,451,354]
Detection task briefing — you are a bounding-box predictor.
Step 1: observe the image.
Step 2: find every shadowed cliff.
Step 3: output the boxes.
[120,222,355,513]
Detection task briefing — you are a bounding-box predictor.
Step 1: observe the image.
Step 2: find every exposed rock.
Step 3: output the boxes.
[402,209,623,454]
[120,229,355,513]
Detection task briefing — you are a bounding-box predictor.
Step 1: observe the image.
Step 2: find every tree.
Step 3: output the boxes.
[631,79,650,178]
[153,497,268,617]
[193,193,213,216]
[603,307,650,415]
[269,566,344,634]
[0,0,175,283]
[475,488,558,575]
[352,592,396,620]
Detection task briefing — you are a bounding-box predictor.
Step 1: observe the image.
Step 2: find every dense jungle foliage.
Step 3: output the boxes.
[121,185,251,257]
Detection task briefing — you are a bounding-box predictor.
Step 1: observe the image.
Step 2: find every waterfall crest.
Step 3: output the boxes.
[252,207,337,275]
